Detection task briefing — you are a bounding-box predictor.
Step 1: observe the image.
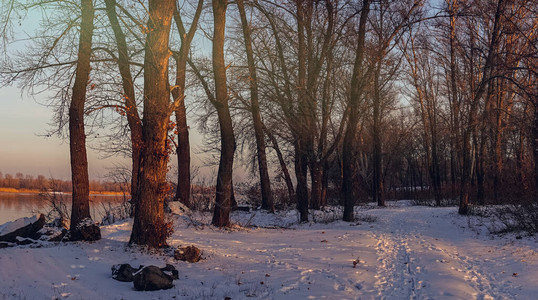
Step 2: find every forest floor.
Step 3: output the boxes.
[1,201,537,299]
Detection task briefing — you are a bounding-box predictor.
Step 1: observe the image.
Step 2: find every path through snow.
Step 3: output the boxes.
[1,203,537,299]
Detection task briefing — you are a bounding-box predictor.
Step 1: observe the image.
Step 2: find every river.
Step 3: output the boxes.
[0,192,127,225]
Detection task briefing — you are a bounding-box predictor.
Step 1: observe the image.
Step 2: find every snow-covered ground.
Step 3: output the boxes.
[1,202,537,299]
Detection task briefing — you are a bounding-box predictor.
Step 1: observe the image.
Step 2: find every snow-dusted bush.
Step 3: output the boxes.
[469,204,538,235]
[100,200,131,225]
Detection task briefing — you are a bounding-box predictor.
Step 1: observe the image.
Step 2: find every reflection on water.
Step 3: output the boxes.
[0,192,126,224]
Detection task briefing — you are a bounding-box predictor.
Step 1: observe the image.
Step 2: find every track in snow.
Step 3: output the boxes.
[367,206,518,300]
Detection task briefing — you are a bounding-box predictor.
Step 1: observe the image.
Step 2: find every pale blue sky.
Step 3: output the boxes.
[0,86,131,179]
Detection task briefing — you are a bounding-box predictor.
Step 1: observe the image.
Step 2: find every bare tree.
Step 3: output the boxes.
[459,0,506,215]
[68,0,98,239]
[342,0,370,221]
[211,0,235,227]
[130,0,176,247]
[171,0,204,208]
[103,0,143,205]
[236,0,274,212]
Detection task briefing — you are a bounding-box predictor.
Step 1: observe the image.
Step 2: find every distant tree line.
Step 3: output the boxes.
[0,172,126,193]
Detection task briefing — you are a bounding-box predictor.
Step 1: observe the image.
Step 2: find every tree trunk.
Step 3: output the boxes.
[173,93,191,207]
[460,0,505,215]
[265,126,295,202]
[237,0,274,212]
[171,1,203,208]
[69,0,95,231]
[448,0,461,201]
[295,143,309,222]
[431,138,442,205]
[475,132,485,205]
[342,0,370,222]
[321,160,329,207]
[295,0,309,222]
[129,0,175,247]
[372,63,384,207]
[309,160,323,210]
[104,0,143,208]
[211,0,235,228]
[533,102,538,198]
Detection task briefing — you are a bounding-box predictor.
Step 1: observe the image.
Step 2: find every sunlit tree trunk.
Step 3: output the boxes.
[69,0,95,233]
[130,0,175,247]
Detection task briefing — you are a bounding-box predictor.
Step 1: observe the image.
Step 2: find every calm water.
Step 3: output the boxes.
[0,192,126,224]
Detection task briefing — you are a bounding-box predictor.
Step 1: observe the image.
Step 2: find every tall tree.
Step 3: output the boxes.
[237,0,274,212]
[342,0,370,221]
[171,0,204,208]
[68,0,98,238]
[211,0,235,227]
[130,0,176,247]
[104,0,143,206]
[459,0,506,215]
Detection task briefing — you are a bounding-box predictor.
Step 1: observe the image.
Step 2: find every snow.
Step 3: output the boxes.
[0,214,40,236]
[168,201,191,216]
[1,203,537,299]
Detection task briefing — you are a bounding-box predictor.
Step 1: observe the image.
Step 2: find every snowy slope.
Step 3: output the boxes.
[0,203,537,299]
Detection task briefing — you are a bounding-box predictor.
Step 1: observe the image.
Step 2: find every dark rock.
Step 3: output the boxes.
[16,238,35,245]
[160,264,179,280]
[48,229,68,242]
[0,242,14,248]
[174,245,202,263]
[69,218,101,242]
[0,214,46,243]
[112,264,139,282]
[232,205,251,212]
[133,266,174,291]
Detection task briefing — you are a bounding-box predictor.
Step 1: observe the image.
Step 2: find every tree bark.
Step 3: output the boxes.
[310,160,323,210]
[295,143,309,222]
[129,0,175,247]
[69,0,95,231]
[237,0,274,212]
[321,160,329,207]
[211,0,235,228]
